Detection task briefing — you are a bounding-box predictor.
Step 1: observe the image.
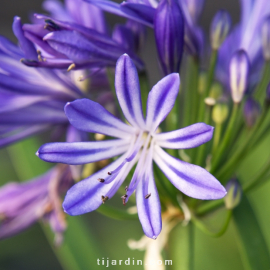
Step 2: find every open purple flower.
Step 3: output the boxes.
[37,54,226,239]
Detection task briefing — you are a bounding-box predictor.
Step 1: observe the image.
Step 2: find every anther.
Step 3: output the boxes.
[101,195,109,204]
[108,171,112,175]
[121,194,128,206]
[67,63,76,72]
[125,186,128,192]
[98,178,105,183]
[145,193,151,199]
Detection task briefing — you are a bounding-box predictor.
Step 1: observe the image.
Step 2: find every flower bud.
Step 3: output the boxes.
[224,179,242,210]
[210,10,231,50]
[243,97,261,128]
[230,50,250,103]
[212,103,229,124]
[262,16,270,60]
[154,0,184,75]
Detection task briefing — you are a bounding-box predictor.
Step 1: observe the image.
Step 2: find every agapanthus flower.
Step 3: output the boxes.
[37,54,226,239]
[18,0,143,71]
[0,16,115,147]
[0,165,73,245]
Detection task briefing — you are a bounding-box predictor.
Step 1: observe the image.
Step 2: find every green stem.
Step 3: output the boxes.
[212,123,222,153]
[196,199,224,216]
[192,210,232,237]
[211,103,239,174]
[254,61,270,103]
[214,105,269,181]
[188,222,194,270]
[197,50,218,123]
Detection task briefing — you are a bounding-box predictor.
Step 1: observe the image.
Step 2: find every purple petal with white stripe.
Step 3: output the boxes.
[37,139,130,165]
[154,146,227,200]
[63,155,133,215]
[136,164,162,239]
[146,73,180,132]
[115,54,145,129]
[65,99,136,138]
[154,123,214,149]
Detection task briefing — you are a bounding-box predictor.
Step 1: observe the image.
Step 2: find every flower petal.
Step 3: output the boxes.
[37,139,130,165]
[153,146,227,200]
[136,164,162,239]
[12,17,37,60]
[64,98,136,138]
[115,54,145,129]
[63,155,133,215]
[154,123,214,149]
[146,73,180,132]
[120,2,155,27]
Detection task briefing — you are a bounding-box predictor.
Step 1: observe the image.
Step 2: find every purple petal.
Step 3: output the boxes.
[43,0,71,21]
[12,17,38,60]
[63,155,131,215]
[154,123,214,149]
[0,92,45,113]
[0,125,49,148]
[115,54,145,129]
[146,73,180,132]
[65,99,136,138]
[120,2,155,27]
[154,146,227,200]
[0,36,23,59]
[136,164,162,239]
[37,139,130,165]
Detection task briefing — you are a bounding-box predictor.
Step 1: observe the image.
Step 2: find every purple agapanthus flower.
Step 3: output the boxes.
[0,16,115,147]
[37,54,226,239]
[0,165,73,245]
[18,0,143,71]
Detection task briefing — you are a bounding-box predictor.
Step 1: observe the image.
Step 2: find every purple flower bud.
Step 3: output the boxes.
[230,50,250,103]
[210,10,231,50]
[225,178,242,209]
[243,97,261,128]
[262,16,270,60]
[154,0,184,75]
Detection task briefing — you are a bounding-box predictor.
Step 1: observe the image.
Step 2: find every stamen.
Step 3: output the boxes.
[145,193,151,199]
[98,178,105,183]
[125,186,128,192]
[44,19,60,31]
[67,63,76,72]
[121,194,128,205]
[108,172,112,175]
[37,50,46,62]
[101,195,109,204]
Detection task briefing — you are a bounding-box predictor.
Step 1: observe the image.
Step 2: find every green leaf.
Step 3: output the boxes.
[233,194,270,270]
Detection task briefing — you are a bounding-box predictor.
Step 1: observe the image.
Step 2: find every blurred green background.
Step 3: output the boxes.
[1,0,270,269]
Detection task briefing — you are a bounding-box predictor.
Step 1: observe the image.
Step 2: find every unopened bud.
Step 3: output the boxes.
[209,82,223,100]
[154,0,184,75]
[224,179,242,209]
[230,50,250,103]
[212,103,229,124]
[243,97,261,128]
[210,10,231,50]
[262,16,270,60]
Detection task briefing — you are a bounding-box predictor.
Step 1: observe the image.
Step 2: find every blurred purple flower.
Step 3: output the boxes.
[0,165,73,245]
[217,0,270,89]
[243,97,261,128]
[37,54,226,239]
